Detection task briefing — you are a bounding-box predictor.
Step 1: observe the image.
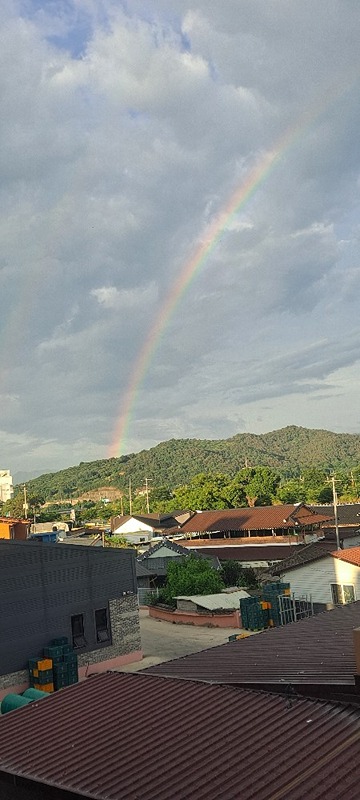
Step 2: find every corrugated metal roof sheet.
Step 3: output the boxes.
[1,672,360,800]
[180,504,331,534]
[147,601,360,693]
[175,590,249,610]
[182,544,298,561]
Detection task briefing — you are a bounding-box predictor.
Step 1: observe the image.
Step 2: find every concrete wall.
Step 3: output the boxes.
[0,540,140,694]
[149,605,241,628]
[0,595,142,700]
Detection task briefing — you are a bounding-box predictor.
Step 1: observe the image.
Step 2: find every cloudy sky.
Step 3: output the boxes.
[1,0,360,479]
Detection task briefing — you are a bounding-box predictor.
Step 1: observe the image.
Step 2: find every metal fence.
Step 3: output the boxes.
[138,587,159,606]
[278,593,313,625]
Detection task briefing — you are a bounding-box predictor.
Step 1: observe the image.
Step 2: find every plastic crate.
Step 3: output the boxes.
[38,658,53,670]
[51,637,68,646]
[43,646,63,659]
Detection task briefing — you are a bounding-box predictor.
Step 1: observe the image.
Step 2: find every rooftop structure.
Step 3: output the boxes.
[0,671,360,799]
[180,504,332,539]
[147,601,360,703]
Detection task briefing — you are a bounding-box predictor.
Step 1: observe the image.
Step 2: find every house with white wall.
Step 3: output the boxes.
[0,470,13,502]
[276,544,360,610]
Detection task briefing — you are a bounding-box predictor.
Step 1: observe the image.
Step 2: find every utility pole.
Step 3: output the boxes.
[23,485,28,519]
[129,478,132,516]
[120,495,124,516]
[330,476,341,551]
[144,477,152,514]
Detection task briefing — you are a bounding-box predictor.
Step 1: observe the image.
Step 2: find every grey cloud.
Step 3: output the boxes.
[1,0,360,473]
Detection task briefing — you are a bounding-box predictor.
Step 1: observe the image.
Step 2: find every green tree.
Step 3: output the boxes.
[165,555,224,601]
[275,478,307,504]
[105,536,135,549]
[220,561,259,589]
[171,473,231,511]
[226,467,280,507]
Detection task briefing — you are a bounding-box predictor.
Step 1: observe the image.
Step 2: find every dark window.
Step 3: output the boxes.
[95,607,110,643]
[343,585,355,604]
[71,613,86,648]
[330,584,342,604]
[331,584,356,605]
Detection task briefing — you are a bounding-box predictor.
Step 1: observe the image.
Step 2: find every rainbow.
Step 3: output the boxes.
[107,142,286,458]
[107,78,356,458]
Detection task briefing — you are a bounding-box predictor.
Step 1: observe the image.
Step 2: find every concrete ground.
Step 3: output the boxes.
[120,608,249,672]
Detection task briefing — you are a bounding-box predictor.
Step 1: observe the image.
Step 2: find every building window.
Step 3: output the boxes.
[71,613,86,648]
[330,584,355,605]
[95,607,111,643]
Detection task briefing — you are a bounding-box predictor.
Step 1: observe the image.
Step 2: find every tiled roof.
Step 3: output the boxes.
[331,547,360,567]
[268,540,336,574]
[135,561,153,577]
[112,514,181,531]
[137,539,220,574]
[180,504,331,534]
[138,538,191,560]
[311,504,360,526]
[147,601,360,697]
[1,672,360,800]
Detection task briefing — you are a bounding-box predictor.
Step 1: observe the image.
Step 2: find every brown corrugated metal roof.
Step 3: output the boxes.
[180,504,331,533]
[183,544,298,561]
[182,535,303,546]
[1,672,360,800]
[147,602,360,695]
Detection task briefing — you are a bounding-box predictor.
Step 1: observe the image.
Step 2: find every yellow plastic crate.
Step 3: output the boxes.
[37,659,53,670]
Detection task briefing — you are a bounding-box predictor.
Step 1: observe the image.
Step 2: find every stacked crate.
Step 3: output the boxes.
[28,658,54,693]
[240,596,269,631]
[28,637,79,692]
[262,583,290,627]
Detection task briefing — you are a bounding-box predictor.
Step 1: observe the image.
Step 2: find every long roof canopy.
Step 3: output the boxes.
[180,503,332,534]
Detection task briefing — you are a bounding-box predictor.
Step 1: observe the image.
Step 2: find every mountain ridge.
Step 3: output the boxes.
[16,425,360,501]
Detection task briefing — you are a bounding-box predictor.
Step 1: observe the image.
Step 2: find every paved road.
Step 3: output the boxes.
[121,608,245,672]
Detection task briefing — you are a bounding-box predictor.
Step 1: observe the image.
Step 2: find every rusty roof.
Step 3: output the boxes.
[331,547,360,567]
[1,672,360,800]
[182,544,298,561]
[180,504,332,534]
[147,602,360,698]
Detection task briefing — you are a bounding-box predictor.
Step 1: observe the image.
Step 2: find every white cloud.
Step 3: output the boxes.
[1,0,360,475]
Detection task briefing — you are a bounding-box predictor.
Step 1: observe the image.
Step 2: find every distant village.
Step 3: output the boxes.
[2,465,360,798]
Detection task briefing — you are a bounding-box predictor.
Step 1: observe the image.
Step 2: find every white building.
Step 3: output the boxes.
[278,545,360,609]
[0,471,13,503]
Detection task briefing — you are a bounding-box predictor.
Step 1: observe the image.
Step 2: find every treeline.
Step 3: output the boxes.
[3,466,360,524]
[11,426,360,504]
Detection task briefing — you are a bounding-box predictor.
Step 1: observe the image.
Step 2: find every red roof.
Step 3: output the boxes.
[180,504,331,534]
[331,547,360,567]
[148,601,360,695]
[1,672,360,799]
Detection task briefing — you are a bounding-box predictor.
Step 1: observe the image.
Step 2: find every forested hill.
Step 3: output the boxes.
[18,426,360,501]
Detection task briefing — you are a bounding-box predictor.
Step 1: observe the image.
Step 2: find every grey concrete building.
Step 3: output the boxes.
[0,540,142,698]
